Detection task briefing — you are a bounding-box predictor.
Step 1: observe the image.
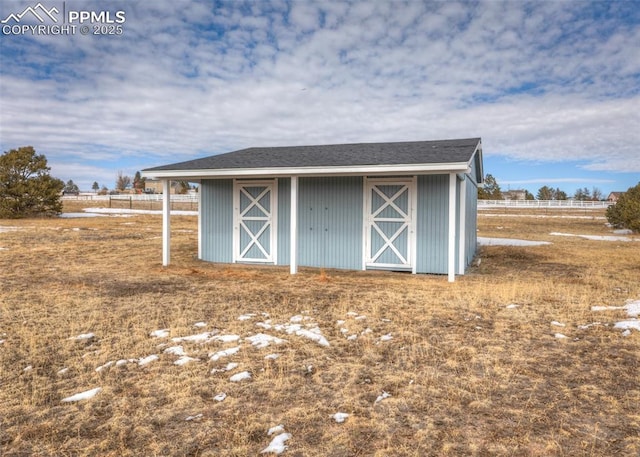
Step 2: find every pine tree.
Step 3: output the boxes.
[0,146,64,218]
[606,183,640,233]
[478,174,502,200]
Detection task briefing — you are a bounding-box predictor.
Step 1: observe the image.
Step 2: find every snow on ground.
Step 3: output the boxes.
[171,332,217,343]
[70,332,95,341]
[246,333,287,349]
[76,208,198,217]
[550,232,638,242]
[138,354,159,366]
[374,391,392,404]
[61,387,102,402]
[0,226,22,233]
[478,237,551,247]
[229,371,251,382]
[261,426,292,455]
[209,346,241,361]
[590,299,640,336]
[150,329,170,338]
[333,412,350,423]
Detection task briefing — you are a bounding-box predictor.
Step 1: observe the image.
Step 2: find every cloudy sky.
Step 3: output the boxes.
[1,0,639,196]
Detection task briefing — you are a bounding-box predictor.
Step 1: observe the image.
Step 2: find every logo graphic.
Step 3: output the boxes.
[2,2,126,36]
[1,3,59,24]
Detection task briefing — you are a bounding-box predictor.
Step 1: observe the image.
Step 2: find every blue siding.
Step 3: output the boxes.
[465,174,478,266]
[416,175,449,274]
[298,177,363,270]
[200,179,233,263]
[198,173,477,276]
[277,178,291,265]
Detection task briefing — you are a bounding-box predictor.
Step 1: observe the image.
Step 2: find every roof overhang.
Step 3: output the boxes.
[142,161,473,182]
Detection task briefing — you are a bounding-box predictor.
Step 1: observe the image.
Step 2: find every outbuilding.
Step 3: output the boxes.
[142,138,483,281]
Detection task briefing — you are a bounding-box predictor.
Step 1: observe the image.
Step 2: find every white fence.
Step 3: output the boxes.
[62,193,199,210]
[478,199,612,209]
[62,193,198,202]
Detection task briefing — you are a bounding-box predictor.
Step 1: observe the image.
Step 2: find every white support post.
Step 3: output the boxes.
[448,173,456,282]
[458,177,466,275]
[162,179,171,266]
[197,184,202,260]
[290,176,298,274]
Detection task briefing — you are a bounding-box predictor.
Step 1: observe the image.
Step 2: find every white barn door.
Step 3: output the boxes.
[365,178,415,271]
[233,180,277,263]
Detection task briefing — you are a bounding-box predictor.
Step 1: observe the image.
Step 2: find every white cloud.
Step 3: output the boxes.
[1,0,639,190]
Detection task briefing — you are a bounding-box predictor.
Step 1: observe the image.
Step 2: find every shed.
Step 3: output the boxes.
[142,138,483,281]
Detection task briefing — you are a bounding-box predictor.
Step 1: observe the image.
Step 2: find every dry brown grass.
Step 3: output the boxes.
[1,204,639,456]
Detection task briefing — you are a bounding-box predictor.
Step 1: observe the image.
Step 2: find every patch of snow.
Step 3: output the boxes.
[613,229,633,235]
[82,207,197,216]
[0,339,5,344]
[150,329,169,338]
[622,329,631,337]
[246,333,287,349]
[614,320,640,331]
[61,387,101,402]
[347,335,357,341]
[194,322,207,328]
[229,371,251,382]
[209,346,241,361]
[71,332,95,341]
[23,365,33,372]
[267,424,285,436]
[238,313,257,321]
[57,367,69,376]
[506,304,519,309]
[211,362,239,374]
[551,321,566,327]
[478,237,551,247]
[171,332,216,343]
[256,322,273,329]
[261,432,292,455]
[185,413,203,421]
[550,232,635,242]
[333,412,350,423]
[213,334,241,343]
[380,333,393,342]
[138,354,159,366]
[336,320,345,326]
[264,353,280,360]
[554,333,568,339]
[96,361,115,372]
[214,392,227,402]
[60,212,108,218]
[578,322,603,330]
[0,226,21,233]
[293,327,330,347]
[174,356,199,366]
[374,391,391,404]
[164,346,186,356]
[355,315,367,321]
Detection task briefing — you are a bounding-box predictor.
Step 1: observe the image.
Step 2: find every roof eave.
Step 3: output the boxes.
[141,162,471,181]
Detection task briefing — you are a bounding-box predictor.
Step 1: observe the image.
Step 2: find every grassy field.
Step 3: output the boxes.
[1,203,638,456]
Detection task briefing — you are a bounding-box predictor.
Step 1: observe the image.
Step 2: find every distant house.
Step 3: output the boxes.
[503,189,527,200]
[145,179,177,194]
[607,192,624,203]
[142,138,484,281]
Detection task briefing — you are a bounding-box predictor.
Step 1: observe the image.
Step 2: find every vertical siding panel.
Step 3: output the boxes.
[416,175,448,274]
[201,179,233,263]
[298,177,363,270]
[466,175,478,266]
[277,178,291,265]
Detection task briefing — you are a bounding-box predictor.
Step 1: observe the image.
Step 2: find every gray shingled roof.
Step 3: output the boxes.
[143,138,481,172]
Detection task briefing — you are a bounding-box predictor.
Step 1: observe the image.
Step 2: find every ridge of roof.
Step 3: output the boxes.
[143,138,481,172]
